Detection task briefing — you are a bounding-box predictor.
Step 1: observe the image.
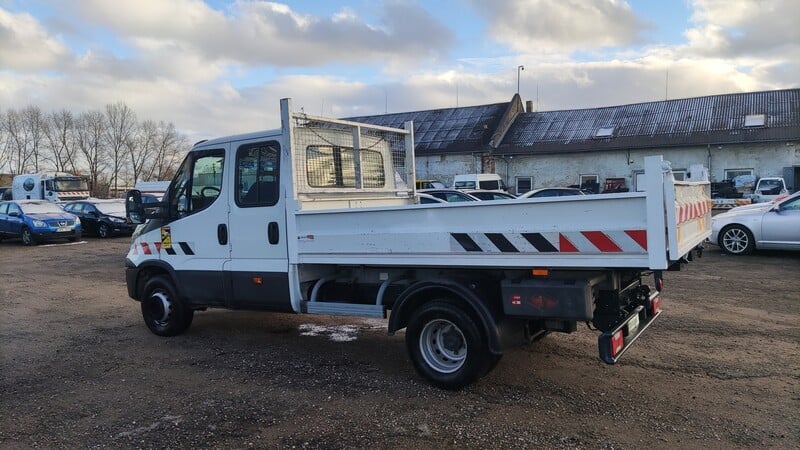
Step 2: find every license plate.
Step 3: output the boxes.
[626,314,640,336]
[57,226,71,232]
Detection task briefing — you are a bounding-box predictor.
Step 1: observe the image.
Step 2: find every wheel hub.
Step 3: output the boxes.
[147,291,172,323]
[419,319,467,374]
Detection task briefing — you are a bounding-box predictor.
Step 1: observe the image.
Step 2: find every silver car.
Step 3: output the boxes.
[709,191,800,255]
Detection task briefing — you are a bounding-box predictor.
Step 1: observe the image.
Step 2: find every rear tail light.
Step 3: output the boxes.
[651,294,662,316]
[610,330,624,357]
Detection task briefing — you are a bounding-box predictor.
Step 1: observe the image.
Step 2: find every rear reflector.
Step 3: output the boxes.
[532,268,550,276]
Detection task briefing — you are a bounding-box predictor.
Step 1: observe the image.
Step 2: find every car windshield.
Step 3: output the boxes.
[19,202,64,214]
[95,202,126,216]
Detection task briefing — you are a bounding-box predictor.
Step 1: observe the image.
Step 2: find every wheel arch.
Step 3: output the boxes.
[388,279,505,354]
[129,260,183,301]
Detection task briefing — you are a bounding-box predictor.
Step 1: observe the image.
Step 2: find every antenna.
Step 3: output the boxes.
[456,83,459,107]
[384,87,388,114]
[665,69,669,100]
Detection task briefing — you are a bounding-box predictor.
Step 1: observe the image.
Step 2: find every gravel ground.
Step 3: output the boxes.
[0,237,798,449]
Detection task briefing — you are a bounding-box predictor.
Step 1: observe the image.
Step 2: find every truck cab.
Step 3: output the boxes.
[12,172,90,202]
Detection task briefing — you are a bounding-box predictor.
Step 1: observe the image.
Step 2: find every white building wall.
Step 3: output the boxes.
[415,141,800,192]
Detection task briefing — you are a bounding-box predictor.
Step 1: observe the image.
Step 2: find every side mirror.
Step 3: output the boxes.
[126,190,146,224]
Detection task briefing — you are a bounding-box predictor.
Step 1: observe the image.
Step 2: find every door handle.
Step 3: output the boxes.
[217,224,228,245]
[268,221,279,245]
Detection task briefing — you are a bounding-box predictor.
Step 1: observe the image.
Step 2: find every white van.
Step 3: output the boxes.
[453,173,506,192]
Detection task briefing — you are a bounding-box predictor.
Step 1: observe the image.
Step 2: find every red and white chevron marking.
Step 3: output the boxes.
[676,199,711,224]
[557,230,648,253]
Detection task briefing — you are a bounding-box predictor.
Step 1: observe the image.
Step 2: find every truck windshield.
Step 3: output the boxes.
[54,178,89,191]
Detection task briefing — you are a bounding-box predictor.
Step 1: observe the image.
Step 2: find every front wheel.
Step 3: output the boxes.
[21,227,36,246]
[405,300,493,390]
[720,225,755,255]
[98,223,111,238]
[141,276,194,336]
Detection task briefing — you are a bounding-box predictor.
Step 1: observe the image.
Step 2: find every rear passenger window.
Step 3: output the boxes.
[236,141,280,207]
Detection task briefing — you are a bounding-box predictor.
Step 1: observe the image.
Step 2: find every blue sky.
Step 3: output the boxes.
[0,0,797,141]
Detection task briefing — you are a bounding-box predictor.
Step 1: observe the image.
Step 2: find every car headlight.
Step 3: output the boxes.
[32,219,47,227]
[110,217,126,223]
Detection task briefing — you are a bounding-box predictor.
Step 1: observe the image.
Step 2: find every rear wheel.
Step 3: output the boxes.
[720,225,755,255]
[141,276,194,336]
[405,300,493,390]
[21,227,36,246]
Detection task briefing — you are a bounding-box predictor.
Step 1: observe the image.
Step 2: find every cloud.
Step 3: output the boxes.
[0,7,70,71]
[70,0,454,67]
[684,0,800,58]
[467,0,649,53]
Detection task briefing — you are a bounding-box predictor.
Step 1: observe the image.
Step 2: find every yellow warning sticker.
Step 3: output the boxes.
[161,226,172,249]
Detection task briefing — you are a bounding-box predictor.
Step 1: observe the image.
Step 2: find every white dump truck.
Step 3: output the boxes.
[125,99,711,389]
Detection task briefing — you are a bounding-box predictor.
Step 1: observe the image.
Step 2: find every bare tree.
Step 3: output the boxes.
[0,110,8,173]
[2,108,35,174]
[43,109,79,173]
[104,102,136,194]
[127,119,158,184]
[21,105,46,172]
[148,121,186,181]
[75,110,108,196]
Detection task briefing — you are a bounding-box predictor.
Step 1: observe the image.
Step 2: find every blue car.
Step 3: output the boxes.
[0,200,82,245]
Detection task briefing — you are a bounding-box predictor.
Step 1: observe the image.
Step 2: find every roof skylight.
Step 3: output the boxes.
[744,114,766,127]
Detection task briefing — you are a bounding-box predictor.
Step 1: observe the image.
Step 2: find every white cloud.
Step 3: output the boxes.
[684,0,800,58]
[467,0,649,53]
[70,0,454,67]
[0,8,70,71]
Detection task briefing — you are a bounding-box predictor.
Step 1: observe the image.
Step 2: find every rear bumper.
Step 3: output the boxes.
[598,290,662,364]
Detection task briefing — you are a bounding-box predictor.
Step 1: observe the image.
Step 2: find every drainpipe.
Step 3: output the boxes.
[707,144,713,181]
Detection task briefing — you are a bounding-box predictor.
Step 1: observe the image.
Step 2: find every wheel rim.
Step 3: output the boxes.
[146,290,173,326]
[99,224,109,237]
[419,319,467,374]
[722,228,749,253]
[22,229,32,245]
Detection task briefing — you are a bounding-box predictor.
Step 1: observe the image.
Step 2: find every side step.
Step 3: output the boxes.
[303,301,386,318]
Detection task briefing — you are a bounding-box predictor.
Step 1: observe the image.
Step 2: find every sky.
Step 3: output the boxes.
[1,0,798,142]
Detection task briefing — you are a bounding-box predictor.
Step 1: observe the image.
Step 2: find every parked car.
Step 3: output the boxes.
[709,191,800,255]
[518,187,586,199]
[417,193,447,204]
[0,200,81,245]
[452,173,506,191]
[415,179,446,190]
[418,189,479,202]
[463,189,517,201]
[63,199,135,238]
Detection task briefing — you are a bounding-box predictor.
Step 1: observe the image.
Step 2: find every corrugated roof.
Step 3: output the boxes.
[347,102,509,154]
[499,88,800,154]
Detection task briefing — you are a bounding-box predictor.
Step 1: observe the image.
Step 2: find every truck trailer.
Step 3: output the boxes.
[125,99,711,389]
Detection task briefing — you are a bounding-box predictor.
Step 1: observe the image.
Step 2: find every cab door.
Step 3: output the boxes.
[158,147,230,306]
[223,139,291,311]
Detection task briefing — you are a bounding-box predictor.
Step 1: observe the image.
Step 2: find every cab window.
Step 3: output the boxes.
[169,149,225,218]
[236,141,280,207]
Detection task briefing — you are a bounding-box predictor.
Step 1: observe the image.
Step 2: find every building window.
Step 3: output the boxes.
[673,170,686,181]
[579,174,599,193]
[724,168,754,181]
[515,176,533,195]
[743,114,766,127]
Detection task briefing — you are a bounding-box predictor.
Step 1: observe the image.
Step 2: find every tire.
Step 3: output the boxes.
[140,276,194,337]
[67,232,81,243]
[719,225,755,255]
[21,227,36,246]
[98,222,111,238]
[405,300,492,390]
